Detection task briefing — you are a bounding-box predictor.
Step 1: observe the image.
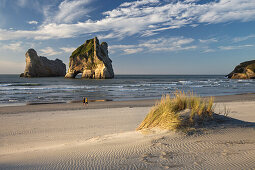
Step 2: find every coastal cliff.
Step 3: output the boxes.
[227,60,255,79]
[20,49,66,77]
[65,37,114,79]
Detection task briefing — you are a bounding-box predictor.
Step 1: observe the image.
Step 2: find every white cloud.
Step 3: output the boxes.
[1,42,23,51]
[184,0,199,2]
[1,0,255,40]
[110,36,196,55]
[60,47,76,53]
[40,47,62,56]
[233,34,255,42]
[123,48,144,54]
[120,0,159,8]
[98,33,121,40]
[199,0,255,23]
[109,45,136,50]
[43,0,93,24]
[219,44,254,50]
[202,48,215,53]
[199,38,218,43]
[139,37,195,52]
[27,20,38,25]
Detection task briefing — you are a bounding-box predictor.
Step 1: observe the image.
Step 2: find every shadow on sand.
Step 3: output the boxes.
[183,113,255,136]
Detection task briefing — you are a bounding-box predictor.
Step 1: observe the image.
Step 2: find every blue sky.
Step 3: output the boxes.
[0,0,255,74]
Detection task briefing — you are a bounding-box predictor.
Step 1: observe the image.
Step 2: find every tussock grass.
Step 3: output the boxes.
[136,91,214,131]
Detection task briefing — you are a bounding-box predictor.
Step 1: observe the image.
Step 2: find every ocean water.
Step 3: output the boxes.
[0,74,255,106]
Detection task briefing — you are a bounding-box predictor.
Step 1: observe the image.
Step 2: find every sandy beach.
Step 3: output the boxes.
[0,94,255,169]
[1,0,255,169]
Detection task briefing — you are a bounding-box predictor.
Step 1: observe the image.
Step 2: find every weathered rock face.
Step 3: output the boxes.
[65,37,114,79]
[227,60,255,79]
[20,49,66,77]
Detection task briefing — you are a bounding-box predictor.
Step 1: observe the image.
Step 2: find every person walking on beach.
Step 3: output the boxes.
[85,97,88,105]
[83,97,86,106]
[83,97,88,106]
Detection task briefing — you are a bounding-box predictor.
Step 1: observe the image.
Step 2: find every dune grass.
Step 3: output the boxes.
[136,91,214,131]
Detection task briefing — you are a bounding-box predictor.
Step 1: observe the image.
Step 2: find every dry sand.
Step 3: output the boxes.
[0,95,255,169]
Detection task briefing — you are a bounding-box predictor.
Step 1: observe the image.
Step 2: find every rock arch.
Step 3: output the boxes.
[65,37,114,79]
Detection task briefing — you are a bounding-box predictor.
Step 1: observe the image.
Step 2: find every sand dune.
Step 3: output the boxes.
[0,100,255,169]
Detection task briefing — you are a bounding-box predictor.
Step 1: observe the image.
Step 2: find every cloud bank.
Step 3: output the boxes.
[0,0,255,41]
[110,36,196,55]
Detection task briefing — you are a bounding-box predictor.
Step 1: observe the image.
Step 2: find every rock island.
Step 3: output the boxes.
[227,60,255,79]
[20,49,66,77]
[65,37,114,79]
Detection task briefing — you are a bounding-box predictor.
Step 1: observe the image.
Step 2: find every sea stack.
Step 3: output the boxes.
[65,37,114,79]
[227,60,255,79]
[20,49,66,77]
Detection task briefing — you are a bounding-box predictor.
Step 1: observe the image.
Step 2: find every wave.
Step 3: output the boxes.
[8,99,18,102]
[1,75,255,104]
[0,85,99,91]
[0,83,41,87]
[237,79,254,83]
[178,80,193,85]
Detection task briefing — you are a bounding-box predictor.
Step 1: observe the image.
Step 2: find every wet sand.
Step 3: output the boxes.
[1,93,255,114]
[0,94,255,169]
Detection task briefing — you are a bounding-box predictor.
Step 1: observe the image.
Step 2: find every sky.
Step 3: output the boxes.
[0,0,255,75]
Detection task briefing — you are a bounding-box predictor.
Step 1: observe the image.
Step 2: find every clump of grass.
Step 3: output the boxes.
[217,104,231,117]
[136,91,214,131]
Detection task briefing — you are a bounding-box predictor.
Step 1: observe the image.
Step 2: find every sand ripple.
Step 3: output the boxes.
[0,103,255,169]
[0,127,255,169]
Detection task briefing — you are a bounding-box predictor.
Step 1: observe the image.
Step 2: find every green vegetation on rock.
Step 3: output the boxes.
[69,38,96,70]
[70,38,94,59]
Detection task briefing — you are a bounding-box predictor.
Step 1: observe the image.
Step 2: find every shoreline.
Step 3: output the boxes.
[1,93,255,114]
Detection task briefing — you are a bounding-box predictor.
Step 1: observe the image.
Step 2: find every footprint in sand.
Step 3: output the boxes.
[160,151,175,160]
[161,163,183,169]
[140,153,157,163]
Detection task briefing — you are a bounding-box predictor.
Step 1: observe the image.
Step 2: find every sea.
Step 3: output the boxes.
[0,74,255,106]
